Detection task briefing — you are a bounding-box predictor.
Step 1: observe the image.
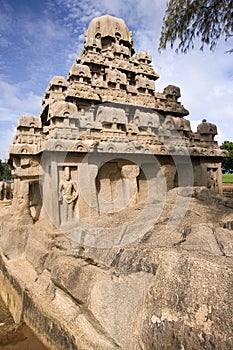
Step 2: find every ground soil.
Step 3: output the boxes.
[0,296,47,350]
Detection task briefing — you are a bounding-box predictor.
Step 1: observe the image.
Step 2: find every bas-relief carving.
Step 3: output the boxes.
[59,166,79,223]
[207,168,219,192]
[121,165,140,206]
[97,163,121,212]
[96,162,140,213]
[13,180,33,224]
[160,164,177,191]
[28,182,42,221]
[7,14,226,225]
[0,181,12,201]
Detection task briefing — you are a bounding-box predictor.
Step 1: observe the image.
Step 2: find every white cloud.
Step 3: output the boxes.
[22,18,69,48]
[0,79,42,160]
[0,80,41,122]
[153,41,233,143]
[0,124,16,161]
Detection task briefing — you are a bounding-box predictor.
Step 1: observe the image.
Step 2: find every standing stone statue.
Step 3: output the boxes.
[0,180,9,201]
[0,181,3,200]
[59,167,78,223]
[207,168,218,191]
[121,165,140,206]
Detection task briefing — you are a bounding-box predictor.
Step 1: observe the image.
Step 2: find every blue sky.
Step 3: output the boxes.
[0,0,232,160]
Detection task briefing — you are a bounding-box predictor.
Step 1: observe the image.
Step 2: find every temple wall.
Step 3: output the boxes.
[192,157,223,194]
[7,152,224,228]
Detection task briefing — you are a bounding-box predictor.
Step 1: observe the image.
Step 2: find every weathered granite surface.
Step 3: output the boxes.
[0,188,233,349]
[0,294,47,349]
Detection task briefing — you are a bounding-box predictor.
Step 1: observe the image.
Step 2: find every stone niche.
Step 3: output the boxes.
[7,14,227,226]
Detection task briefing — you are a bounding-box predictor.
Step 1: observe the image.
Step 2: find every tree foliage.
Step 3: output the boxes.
[220,141,233,172]
[0,160,12,181]
[159,0,233,52]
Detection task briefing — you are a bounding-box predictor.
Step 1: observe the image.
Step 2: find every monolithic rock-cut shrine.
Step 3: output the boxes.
[1,14,233,350]
[7,14,227,226]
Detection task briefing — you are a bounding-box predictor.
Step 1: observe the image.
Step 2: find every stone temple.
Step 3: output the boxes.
[8,14,227,227]
[2,15,233,350]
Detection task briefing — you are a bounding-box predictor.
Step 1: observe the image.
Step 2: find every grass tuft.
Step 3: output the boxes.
[222,174,233,183]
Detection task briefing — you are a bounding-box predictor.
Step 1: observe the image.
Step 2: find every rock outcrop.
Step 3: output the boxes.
[1,187,233,349]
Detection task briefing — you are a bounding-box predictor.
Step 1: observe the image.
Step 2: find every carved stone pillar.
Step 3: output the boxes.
[121,164,140,207]
[17,180,33,224]
[78,163,99,218]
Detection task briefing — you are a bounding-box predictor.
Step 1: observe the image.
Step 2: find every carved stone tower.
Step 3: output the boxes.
[8,14,227,226]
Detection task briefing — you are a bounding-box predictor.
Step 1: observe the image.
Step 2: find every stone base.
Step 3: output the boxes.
[0,188,233,349]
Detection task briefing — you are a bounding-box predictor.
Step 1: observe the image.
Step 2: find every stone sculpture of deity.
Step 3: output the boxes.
[59,166,78,222]
[121,164,140,206]
[0,180,10,201]
[207,168,218,192]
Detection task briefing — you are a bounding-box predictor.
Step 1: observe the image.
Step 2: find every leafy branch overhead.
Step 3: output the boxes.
[159,0,233,52]
[0,160,12,181]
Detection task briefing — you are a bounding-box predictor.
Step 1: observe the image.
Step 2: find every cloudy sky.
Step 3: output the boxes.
[0,0,232,160]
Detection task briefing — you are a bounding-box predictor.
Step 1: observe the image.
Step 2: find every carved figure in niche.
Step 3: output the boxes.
[17,181,33,224]
[207,168,218,191]
[59,166,78,222]
[0,180,11,201]
[29,182,42,222]
[96,163,121,213]
[121,165,140,206]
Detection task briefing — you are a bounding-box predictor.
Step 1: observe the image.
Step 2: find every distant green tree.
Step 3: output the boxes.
[220,141,233,172]
[159,0,233,53]
[0,160,12,181]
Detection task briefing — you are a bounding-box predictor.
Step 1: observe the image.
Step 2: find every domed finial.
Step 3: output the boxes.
[83,14,135,56]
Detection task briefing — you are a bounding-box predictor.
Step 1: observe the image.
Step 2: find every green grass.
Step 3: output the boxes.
[222,174,233,183]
